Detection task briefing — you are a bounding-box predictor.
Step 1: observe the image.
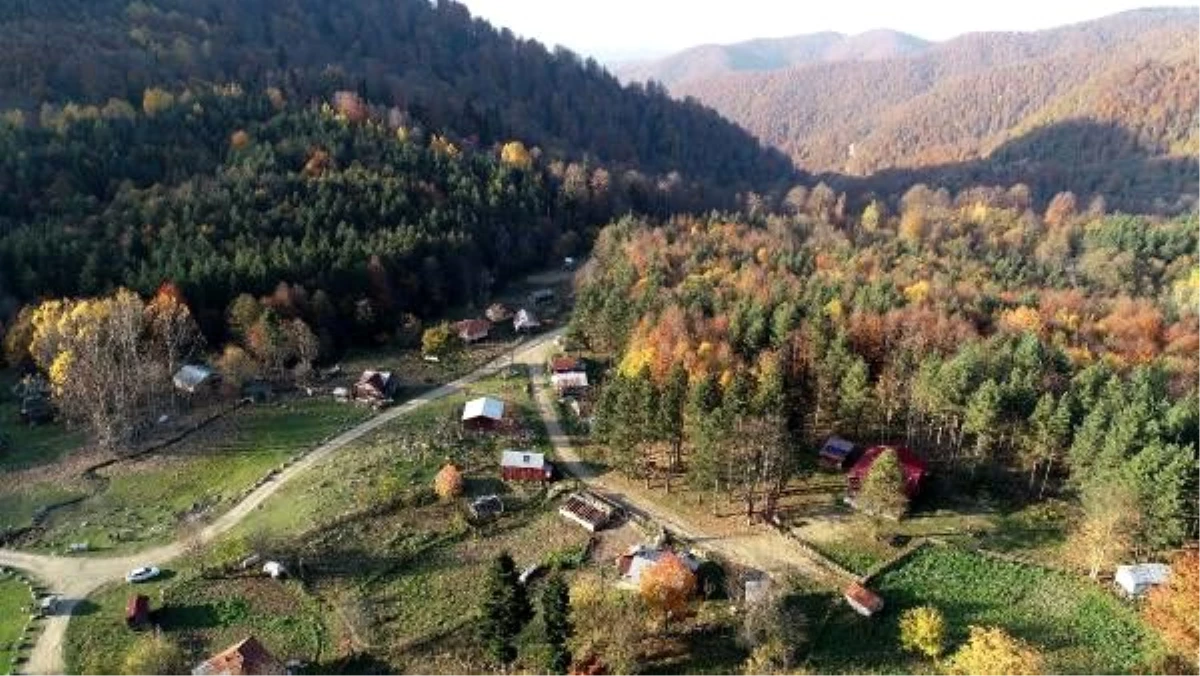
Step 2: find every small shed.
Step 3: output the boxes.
[191,636,284,676]
[551,371,589,395]
[558,492,620,532]
[844,582,884,617]
[848,445,928,498]
[513,309,541,333]
[462,396,506,430]
[262,561,287,579]
[354,370,398,402]
[744,573,771,605]
[501,450,553,482]
[174,365,221,395]
[819,437,860,470]
[469,495,505,520]
[454,318,492,343]
[1115,563,1170,597]
[126,594,150,628]
[486,303,514,323]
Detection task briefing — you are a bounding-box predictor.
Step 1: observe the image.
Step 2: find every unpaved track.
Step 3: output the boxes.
[521,344,843,584]
[0,331,563,675]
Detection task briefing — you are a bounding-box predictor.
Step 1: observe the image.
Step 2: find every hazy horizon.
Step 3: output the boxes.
[460,1,1199,62]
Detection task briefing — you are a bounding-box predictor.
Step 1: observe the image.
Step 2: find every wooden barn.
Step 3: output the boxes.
[501,450,553,482]
[847,445,928,498]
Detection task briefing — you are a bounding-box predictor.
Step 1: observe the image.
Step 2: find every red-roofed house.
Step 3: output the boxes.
[847,445,928,498]
[454,318,492,343]
[191,636,283,675]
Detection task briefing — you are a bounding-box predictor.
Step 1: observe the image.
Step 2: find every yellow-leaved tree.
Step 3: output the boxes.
[899,605,946,662]
[945,626,1043,676]
[500,140,533,170]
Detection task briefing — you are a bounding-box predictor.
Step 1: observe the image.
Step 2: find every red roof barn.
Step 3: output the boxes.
[501,450,553,482]
[847,445,928,498]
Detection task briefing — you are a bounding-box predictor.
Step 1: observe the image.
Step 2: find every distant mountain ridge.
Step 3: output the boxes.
[614,29,931,86]
[617,7,1199,181]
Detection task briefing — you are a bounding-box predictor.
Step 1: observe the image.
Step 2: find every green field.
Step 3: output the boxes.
[67,364,593,673]
[802,545,1162,674]
[29,398,369,554]
[66,573,328,674]
[0,573,33,674]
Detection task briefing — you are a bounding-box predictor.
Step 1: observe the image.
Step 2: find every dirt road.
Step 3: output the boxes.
[521,345,845,584]
[0,331,564,675]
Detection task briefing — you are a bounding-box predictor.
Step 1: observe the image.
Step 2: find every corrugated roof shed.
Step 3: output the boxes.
[463,396,506,421]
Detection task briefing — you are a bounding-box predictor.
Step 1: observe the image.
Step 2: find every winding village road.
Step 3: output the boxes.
[2,327,841,674]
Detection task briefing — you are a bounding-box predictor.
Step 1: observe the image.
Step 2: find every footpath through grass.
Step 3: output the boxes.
[803,544,1162,674]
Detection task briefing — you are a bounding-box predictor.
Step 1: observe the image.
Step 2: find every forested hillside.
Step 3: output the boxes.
[572,193,1198,552]
[637,8,1198,210]
[0,0,793,186]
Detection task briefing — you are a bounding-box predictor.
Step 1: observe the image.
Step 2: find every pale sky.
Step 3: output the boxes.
[460,0,1198,62]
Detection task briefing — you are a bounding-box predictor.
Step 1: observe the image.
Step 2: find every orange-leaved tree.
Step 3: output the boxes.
[638,553,696,630]
[434,464,464,500]
[1143,548,1199,667]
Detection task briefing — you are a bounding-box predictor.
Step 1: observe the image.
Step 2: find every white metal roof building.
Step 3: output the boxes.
[462,396,505,422]
[1115,563,1170,597]
[501,450,546,470]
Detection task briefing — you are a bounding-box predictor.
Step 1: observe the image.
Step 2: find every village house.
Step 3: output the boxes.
[353,370,398,403]
[847,445,928,498]
[844,582,885,617]
[486,303,514,323]
[551,371,589,395]
[1114,563,1170,597]
[191,636,284,676]
[513,308,541,333]
[500,449,553,482]
[550,356,585,374]
[558,491,620,531]
[818,436,860,470]
[173,364,221,395]
[454,318,492,343]
[462,396,506,430]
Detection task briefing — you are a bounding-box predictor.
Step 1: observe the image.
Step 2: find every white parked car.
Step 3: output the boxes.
[124,566,161,583]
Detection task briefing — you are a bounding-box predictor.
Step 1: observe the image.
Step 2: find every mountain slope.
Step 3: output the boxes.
[0,0,794,187]
[645,8,1198,179]
[614,29,930,86]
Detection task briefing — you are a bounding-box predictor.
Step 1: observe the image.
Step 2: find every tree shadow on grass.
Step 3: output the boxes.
[308,651,398,674]
[156,603,221,630]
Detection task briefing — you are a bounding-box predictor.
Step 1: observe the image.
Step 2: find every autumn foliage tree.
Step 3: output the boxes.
[899,605,946,662]
[639,552,697,630]
[433,464,464,500]
[29,290,161,451]
[1143,548,1199,666]
[945,626,1044,676]
[856,448,909,520]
